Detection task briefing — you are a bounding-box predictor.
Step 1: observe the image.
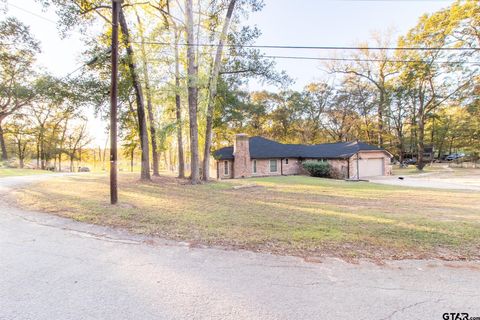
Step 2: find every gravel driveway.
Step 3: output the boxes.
[1,174,479,319]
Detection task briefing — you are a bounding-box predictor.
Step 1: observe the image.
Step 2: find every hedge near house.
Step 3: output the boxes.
[302,160,331,177]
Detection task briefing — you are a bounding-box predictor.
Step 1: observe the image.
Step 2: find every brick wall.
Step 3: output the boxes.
[327,159,349,179]
[218,160,233,179]
[281,158,303,175]
[251,159,280,177]
[250,158,303,177]
[233,134,251,178]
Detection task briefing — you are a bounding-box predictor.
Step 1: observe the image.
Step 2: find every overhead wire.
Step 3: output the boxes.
[6,2,479,67]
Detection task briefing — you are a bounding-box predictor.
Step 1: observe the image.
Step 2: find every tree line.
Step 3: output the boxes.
[0,0,478,181]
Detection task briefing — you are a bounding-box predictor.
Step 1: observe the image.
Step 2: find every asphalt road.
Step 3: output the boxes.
[1,175,479,320]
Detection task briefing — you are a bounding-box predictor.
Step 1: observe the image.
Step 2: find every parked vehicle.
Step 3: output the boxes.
[403,158,417,165]
[438,154,447,161]
[78,167,91,172]
[446,153,465,161]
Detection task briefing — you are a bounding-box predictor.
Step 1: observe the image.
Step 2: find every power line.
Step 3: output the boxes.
[7,2,57,24]
[7,0,479,67]
[262,55,479,64]
[61,49,112,80]
[8,2,478,53]
[134,41,479,52]
[147,53,478,65]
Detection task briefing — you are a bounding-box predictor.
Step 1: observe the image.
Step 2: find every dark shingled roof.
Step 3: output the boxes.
[214,146,234,160]
[213,136,389,160]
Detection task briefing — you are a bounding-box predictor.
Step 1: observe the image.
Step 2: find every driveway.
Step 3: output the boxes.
[370,168,480,191]
[1,175,479,319]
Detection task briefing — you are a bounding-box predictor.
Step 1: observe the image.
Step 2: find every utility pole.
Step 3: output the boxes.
[110,0,121,204]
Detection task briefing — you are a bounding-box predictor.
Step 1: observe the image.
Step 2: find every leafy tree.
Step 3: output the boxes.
[330,31,397,147]
[3,114,34,168]
[202,0,237,181]
[119,5,151,180]
[0,17,40,160]
[398,0,478,169]
[64,122,91,172]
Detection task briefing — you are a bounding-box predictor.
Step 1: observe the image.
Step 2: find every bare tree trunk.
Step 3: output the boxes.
[202,0,237,181]
[59,119,68,172]
[36,141,40,168]
[185,0,200,184]
[417,117,425,170]
[449,137,454,154]
[119,7,151,180]
[130,148,134,172]
[102,144,107,170]
[416,92,426,170]
[396,130,405,163]
[144,74,159,176]
[17,139,24,168]
[174,29,185,179]
[378,89,385,147]
[437,118,450,159]
[40,138,46,170]
[136,11,160,177]
[0,121,8,161]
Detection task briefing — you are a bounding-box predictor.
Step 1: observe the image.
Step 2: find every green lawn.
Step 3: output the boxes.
[391,164,446,176]
[0,168,53,177]
[9,173,480,260]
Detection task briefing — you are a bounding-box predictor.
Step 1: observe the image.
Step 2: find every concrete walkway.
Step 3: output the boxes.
[1,175,479,319]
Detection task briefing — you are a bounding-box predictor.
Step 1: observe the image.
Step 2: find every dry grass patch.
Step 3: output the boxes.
[9,173,480,261]
[0,168,53,177]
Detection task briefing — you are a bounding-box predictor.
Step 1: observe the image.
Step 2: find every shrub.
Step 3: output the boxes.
[302,160,331,177]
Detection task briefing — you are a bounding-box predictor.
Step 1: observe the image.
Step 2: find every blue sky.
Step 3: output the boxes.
[246,0,454,89]
[4,0,455,145]
[6,0,454,88]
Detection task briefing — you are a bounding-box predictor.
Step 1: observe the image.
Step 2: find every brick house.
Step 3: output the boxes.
[213,134,392,179]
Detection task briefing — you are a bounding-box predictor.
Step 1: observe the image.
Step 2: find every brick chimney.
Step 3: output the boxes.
[233,133,251,178]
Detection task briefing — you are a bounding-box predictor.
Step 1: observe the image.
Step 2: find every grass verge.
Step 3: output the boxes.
[8,173,480,261]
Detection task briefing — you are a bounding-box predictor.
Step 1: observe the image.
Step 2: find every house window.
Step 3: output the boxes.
[285,159,289,164]
[224,161,229,175]
[253,160,257,174]
[270,159,278,172]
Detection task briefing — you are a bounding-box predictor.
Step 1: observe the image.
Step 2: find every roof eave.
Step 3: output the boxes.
[357,149,394,158]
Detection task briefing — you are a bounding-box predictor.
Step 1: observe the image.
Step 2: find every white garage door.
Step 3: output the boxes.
[358,158,384,178]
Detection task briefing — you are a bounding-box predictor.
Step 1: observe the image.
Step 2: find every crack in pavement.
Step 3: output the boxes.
[379,299,444,320]
[4,211,144,245]
[366,285,480,298]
